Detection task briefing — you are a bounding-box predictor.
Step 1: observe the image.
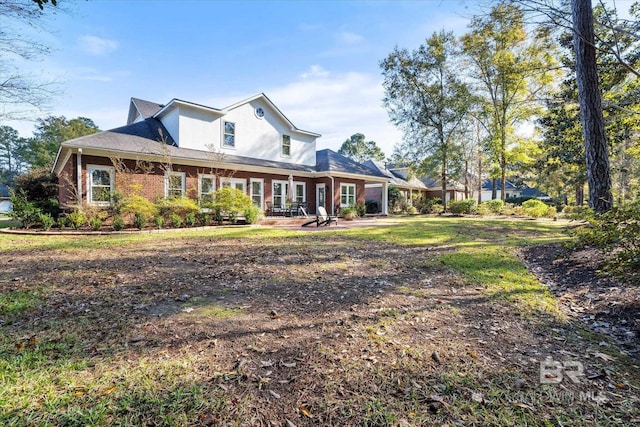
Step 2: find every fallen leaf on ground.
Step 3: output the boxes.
[299,405,312,418]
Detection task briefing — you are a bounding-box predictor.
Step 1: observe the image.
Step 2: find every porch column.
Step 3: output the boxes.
[381,181,388,215]
[76,148,83,205]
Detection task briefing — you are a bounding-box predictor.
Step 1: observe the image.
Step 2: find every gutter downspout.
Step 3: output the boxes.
[329,176,335,216]
[76,148,82,205]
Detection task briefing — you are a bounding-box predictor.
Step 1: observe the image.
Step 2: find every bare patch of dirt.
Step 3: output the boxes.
[520,244,640,359]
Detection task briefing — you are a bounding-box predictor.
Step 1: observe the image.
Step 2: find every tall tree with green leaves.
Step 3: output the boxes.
[0,125,28,185]
[381,30,473,210]
[337,133,386,163]
[462,3,556,201]
[24,116,99,169]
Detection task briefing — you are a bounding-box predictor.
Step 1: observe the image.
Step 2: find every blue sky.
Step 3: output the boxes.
[6,0,476,156]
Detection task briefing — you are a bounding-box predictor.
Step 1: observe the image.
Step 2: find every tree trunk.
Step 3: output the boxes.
[477,153,482,205]
[441,157,447,211]
[575,182,584,206]
[464,159,469,200]
[571,0,613,213]
[492,178,497,200]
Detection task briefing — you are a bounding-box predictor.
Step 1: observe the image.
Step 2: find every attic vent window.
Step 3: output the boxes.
[255,107,265,118]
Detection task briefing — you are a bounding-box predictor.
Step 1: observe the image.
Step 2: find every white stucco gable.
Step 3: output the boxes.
[152,93,320,167]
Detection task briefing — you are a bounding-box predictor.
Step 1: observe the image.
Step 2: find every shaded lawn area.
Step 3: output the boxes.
[0,217,638,426]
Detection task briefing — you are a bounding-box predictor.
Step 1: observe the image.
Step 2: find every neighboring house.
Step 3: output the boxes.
[521,187,551,200]
[0,184,11,213]
[480,178,522,202]
[52,94,390,215]
[419,175,466,203]
[362,160,428,211]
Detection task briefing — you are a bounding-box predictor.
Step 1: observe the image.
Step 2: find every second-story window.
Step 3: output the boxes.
[281,134,291,157]
[223,121,235,148]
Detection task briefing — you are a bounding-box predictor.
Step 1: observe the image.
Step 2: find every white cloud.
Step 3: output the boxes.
[265,66,402,157]
[77,35,119,56]
[336,31,364,45]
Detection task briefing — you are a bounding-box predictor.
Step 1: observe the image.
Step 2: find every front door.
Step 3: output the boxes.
[316,184,326,214]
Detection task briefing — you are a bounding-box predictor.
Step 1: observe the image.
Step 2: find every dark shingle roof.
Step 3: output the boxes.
[0,184,9,198]
[363,160,427,189]
[131,98,164,119]
[521,187,549,197]
[316,150,387,178]
[481,178,517,191]
[61,119,318,173]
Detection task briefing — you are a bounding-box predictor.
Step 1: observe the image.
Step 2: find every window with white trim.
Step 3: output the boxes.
[221,177,246,192]
[294,182,305,204]
[165,171,186,199]
[340,183,356,207]
[250,178,264,208]
[272,180,286,209]
[223,121,235,148]
[281,135,291,157]
[87,165,114,205]
[198,174,216,204]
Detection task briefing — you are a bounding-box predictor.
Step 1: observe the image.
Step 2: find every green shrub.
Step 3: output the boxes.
[212,206,224,224]
[355,202,366,217]
[341,205,358,220]
[387,185,404,213]
[170,213,183,228]
[448,199,477,215]
[365,200,380,214]
[112,216,125,231]
[480,199,504,215]
[431,204,444,214]
[406,205,418,215]
[89,217,103,231]
[67,211,87,230]
[184,212,196,227]
[209,187,254,223]
[153,215,165,229]
[243,205,262,224]
[121,195,158,220]
[505,196,536,205]
[38,213,55,230]
[56,216,67,229]
[568,201,640,273]
[196,212,211,226]
[521,199,554,218]
[133,211,147,229]
[13,167,60,217]
[8,189,42,229]
[156,197,200,218]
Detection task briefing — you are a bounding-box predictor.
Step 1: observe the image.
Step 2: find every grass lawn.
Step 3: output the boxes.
[0,213,19,229]
[1,216,638,426]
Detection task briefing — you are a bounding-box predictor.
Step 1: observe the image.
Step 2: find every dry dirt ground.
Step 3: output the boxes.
[520,244,640,360]
[1,229,639,426]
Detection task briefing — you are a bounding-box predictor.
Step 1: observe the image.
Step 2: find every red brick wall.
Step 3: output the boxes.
[57,154,372,215]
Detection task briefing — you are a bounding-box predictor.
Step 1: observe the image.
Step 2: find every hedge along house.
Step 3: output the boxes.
[52,94,390,216]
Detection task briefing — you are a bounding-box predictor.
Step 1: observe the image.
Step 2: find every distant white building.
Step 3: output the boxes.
[0,184,12,213]
[480,179,522,202]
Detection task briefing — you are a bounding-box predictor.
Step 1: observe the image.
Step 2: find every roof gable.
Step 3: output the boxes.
[127,98,164,125]
[317,150,386,178]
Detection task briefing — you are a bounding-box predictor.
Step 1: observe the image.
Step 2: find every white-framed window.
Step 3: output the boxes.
[221,177,246,192]
[272,180,305,209]
[340,183,356,207]
[87,165,114,205]
[281,135,291,157]
[198,174,216,205]
[250,178,264,208]
[294,182,305,204]
[165,171,186,199]
[223,121,235,148]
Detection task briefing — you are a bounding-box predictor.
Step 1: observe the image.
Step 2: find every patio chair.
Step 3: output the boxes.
[316,206,338,227]
[300,207,319,227]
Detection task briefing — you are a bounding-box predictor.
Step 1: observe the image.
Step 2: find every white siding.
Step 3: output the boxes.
[158,98,317,166]
[161,108,180,146]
